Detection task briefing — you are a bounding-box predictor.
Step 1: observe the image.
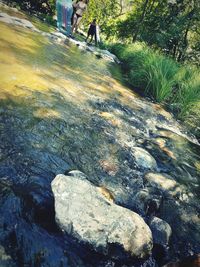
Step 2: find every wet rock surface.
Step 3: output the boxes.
[131,147,157,170]
[0,11,40,32]
[52,172,153,260]
[0,4,200,267]
[149,217,172,248]
[0,245,16,267]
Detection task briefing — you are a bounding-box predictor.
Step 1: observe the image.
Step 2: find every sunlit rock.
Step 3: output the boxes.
[145,173,178,194]
[154,138,176,159]
[131,147,157,169]
[51,172,153,259]
[0,12,39,32]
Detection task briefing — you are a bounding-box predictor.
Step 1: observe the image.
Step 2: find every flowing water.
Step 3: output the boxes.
[0,6,200,267]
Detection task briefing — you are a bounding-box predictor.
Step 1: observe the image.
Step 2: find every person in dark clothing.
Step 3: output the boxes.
[85,19,97,45]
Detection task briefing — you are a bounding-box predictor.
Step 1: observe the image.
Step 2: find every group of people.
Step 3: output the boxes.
[56,0,99,45]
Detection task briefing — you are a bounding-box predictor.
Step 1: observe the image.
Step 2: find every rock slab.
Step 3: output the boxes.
[0,12,40,32]
[51,171,153,259]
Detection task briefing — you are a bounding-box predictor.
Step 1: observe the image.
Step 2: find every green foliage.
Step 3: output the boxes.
[144,55,179,102]
[83,0,121,32]
[109,42,200,118]
[105,0,200,65]
[174,68,200,117]
[8,0,56,15]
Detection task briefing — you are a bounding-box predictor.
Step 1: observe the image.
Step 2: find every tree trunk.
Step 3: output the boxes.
[132,0,150,42]
[177,20,191,62]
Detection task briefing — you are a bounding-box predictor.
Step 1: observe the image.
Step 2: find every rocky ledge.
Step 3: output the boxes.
[51,170,153,260]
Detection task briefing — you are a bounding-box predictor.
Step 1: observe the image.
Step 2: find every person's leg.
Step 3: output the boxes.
[75,16,82,33]
[89,34,93,43]
[71,8,75,25]
[72,14,78,33]
[85,33,90,42]
[56,1,62,29]
[65,6,73,36]
[94,33,97,46]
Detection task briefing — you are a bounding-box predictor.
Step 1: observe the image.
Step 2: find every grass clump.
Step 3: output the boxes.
[174,67,200,118]
[109,43,200,120]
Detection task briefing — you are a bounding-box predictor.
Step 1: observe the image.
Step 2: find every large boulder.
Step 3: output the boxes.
[51,171,153,260]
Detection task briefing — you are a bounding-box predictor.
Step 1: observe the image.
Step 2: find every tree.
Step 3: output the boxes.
[9,0,56,15]
[111,0,200,63]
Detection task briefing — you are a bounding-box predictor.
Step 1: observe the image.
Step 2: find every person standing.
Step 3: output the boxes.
[71,0,79,25]
[85,19,97,45]
[71,0,88,34]
[56,0,62,29]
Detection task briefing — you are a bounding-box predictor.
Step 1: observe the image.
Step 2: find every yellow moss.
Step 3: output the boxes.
[194,161,200,172]
[153,103,173,120]
[155,138,176,160]
[99,112,121,127]
[98,186,115,203]
[33,108,61,119]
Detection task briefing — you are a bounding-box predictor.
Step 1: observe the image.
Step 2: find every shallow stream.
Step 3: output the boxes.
[0,7,200,267]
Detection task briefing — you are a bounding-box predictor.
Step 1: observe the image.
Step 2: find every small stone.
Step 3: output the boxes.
[149,217,172,247]
[131,147,157,169]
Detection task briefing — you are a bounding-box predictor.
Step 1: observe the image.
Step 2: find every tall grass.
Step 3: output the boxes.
[173,68,200,117]
[143,54,179,102]
[109,43,200,120]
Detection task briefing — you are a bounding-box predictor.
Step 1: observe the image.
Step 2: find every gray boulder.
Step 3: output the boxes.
[51,172,153,259]
[149,217,172,247]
